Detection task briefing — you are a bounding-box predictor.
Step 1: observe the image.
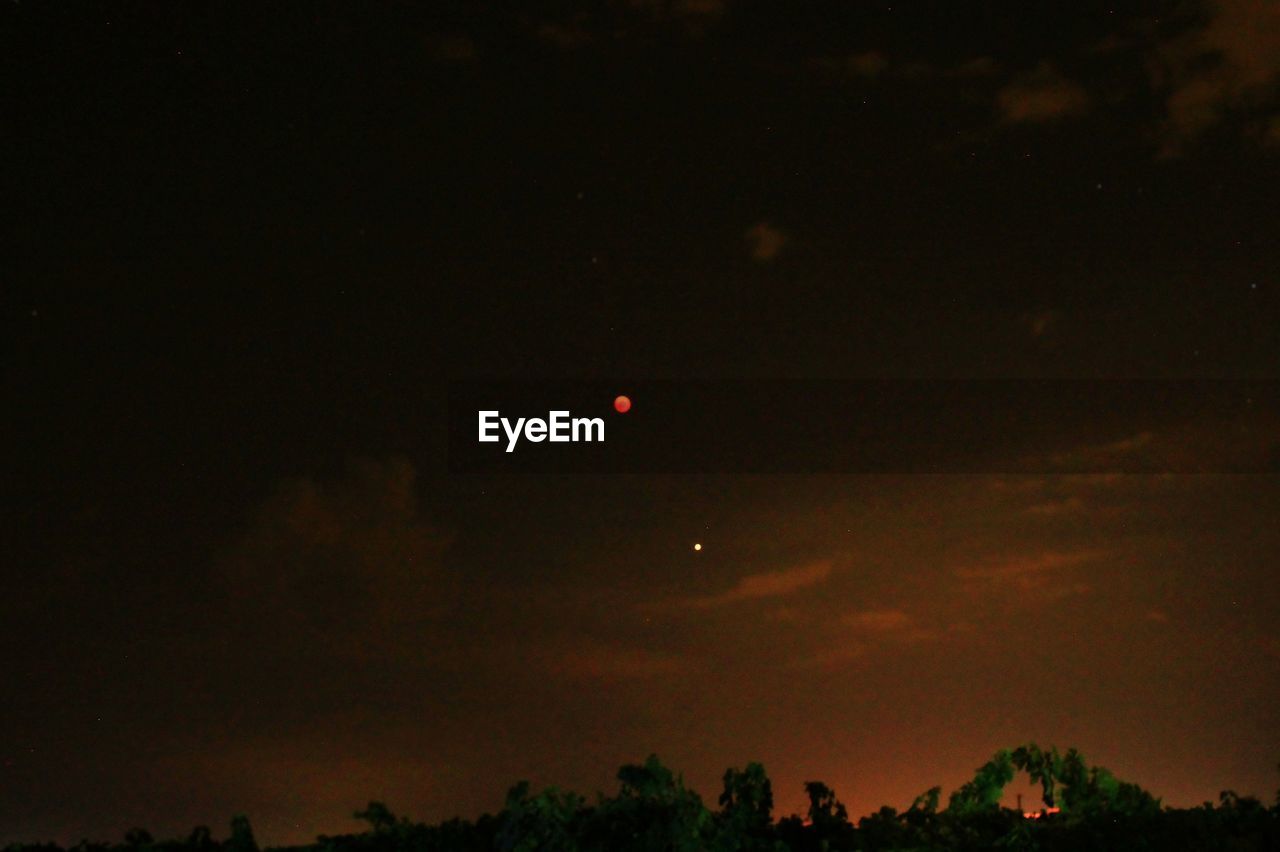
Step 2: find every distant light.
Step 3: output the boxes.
[693,543,702,551]
[614,395,631,414]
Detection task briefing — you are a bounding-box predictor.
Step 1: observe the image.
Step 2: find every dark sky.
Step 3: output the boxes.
[4,0,1280,846]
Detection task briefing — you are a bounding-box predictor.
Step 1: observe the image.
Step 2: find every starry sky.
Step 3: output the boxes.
[4,0,1280,846]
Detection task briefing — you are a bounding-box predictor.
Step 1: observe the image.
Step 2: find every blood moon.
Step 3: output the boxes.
[613,395,632,414]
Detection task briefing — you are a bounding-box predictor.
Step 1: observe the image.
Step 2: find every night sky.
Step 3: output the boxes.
[4,0,1280,846]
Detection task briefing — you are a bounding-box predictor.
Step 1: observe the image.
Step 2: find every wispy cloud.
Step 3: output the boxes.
[796,609,943,670]
[1022,309,1058,339]
[1040,416,1280,474]
[954,549,1102,590]
[846,608,944,643]
[799,642,871,670]
[814,50,890,79]
[427,34,478,65]
[534,22,594,48]
[950,56,1000,77]
[1024,496,1087,516]
[218,457,453,658]
[844,609,913,632]
[811,50,941,82]
[1267,115,1280,146]
[681,559,833,608]
[996,63,1091,123]
[1044,431,1158,472]
[1150,0,1280,153]
[745,221,788,262]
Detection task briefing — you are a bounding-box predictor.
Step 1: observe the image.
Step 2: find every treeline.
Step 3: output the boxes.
[7,745,1279,852]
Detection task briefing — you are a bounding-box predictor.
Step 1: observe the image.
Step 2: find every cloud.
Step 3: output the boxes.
[987,476,1051,495]
[427,34,478,65]
[812,51,939,81]
[951,56,1000,77]
[1044,431,1158,472]
[1090,32,1134,55]
[826,51,890,78]
[1025,496,1087,516]
[844,609,942,644]
[1151,0,1280,151]
[745,222,787,261]
[681,559,833,608]
[1268,115,1280,145]
[996,63,1091,123]
[954,549,1102,590]
[797,609,942,670]
[799,642,871,670]
[219,457,452,657]
[535,22,595,48]
[767,605,802,623]
[1038,418,1280,474]
[1023,309,1058,339]
[844,609,913,632]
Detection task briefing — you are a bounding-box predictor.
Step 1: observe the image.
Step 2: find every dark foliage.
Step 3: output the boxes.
[7,746,1278,852]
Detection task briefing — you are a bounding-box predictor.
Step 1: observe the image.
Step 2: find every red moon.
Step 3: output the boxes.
[613,395,631,413]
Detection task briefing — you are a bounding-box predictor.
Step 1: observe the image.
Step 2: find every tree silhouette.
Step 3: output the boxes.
[719,763,774,832]
[947,742,1160,820]
[716,764,779,851]
[184,827,212,852]
[803,781,847,829]
[122,830,152,849]
[496,781,583,852]
[602,755,712,852]
[947,748,1014,814]
[799,781,852,851]
[353,803,397,834]
[1012,743,1059,807]
[225,816,256,852]
[908,786,941,816]
[4,746,1276,852]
